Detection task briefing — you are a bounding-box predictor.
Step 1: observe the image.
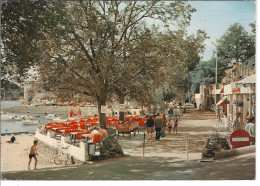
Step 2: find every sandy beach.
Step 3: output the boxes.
[1,134,63,172]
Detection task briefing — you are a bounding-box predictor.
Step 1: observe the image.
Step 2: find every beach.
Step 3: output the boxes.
[1,134,63,172]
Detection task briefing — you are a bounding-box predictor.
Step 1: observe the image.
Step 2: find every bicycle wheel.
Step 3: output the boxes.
[54,156,65,165]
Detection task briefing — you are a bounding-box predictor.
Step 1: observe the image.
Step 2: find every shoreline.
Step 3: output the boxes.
[1,131,36,136]
[2,105,142,117]
[2,105,99,116]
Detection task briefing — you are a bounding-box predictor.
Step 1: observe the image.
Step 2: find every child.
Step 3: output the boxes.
[173,115,179,134]
[162,114,167,131]
[168,116,173,134]
[28,140,39,170]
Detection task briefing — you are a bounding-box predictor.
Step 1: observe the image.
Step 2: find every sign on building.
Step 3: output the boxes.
[232,88,240,94]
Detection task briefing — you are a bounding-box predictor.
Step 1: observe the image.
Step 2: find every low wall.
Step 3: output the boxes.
[215,145,255,160]
[35,129,89,162]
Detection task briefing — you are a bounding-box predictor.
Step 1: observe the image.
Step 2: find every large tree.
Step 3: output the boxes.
[189,57,226,93]
[154,29,208,102]
[32,1,197,127]
[1,1,66,83]
[216,23,255,64]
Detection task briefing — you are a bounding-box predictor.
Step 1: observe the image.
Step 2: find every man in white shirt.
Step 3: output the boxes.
[243,117,255,145]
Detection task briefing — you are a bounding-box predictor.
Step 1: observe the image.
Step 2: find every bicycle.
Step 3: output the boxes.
[54,146,74,165]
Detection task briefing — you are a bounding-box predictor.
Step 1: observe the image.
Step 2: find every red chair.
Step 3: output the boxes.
[76,132,84,139]
[93,134,101,143]
[106,121,112,127]
[139,120,146,126]
[72,129,79,132]
[65,129,71,135]
[80,124,86,129]
[101,132,107,140]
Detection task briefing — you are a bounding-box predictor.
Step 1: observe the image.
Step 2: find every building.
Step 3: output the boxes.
[213,56,255,130]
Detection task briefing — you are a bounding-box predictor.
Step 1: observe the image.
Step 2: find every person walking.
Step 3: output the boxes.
[233,112,241,131]
[145,116,155,140]
[168,117,173,134]
[173,115,179,134]
[243,116,255,144]
[175,106,182,119]
[168,108,173,117]
[154,113,163,141]
[28,140,39,170]
[162,113,167,131]
[173,106,177,118]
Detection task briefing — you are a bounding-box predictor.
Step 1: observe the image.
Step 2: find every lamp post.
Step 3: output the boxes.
[211,42,218,106]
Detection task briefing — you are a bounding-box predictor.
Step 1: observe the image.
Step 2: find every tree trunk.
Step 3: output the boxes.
[149,105,152,115]
[97,94,107,129]
[118,95,125,122]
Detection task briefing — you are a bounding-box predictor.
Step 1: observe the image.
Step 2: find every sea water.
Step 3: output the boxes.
[0,113,68,134]
[1,100,20,109]
[0,101,67,134]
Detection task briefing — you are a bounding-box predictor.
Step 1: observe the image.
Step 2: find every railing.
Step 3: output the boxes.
[222,57,255,85]
[222,67,255,85]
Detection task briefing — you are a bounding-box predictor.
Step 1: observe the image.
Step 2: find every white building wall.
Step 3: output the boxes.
[35,129,89,162]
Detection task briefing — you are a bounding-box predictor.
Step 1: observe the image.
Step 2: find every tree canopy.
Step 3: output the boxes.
[216,23,255,64]
[1,0,209,126]
[189,57,226,93]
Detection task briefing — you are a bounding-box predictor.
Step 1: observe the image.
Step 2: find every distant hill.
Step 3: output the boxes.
[1,80,24,100]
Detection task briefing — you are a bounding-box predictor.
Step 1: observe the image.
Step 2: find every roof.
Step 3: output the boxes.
[245,56,255,66]
[235,74,256,84]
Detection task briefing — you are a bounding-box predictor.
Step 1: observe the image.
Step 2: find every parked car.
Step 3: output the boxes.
[185,102,194,108]
[175,102,194,110]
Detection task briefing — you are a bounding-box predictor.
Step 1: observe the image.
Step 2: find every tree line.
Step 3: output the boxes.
[189,22,255,93]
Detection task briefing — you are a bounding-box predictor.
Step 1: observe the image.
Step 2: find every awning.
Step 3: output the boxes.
[216,96,227,106]
[235,74,256,85]
[211,88,224,95]
[216,88,224,94]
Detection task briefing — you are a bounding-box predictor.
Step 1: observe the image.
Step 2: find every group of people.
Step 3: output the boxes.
[145,106,182,141]
[232,112,255,145]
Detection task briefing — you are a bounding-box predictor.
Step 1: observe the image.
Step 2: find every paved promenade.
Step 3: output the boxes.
[1,110,256,180]
[1,153,255,180]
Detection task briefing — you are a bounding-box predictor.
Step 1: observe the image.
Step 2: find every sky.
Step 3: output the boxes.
[186,1,256,60]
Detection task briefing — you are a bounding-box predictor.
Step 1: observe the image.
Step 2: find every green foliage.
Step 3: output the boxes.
[1,0,207,112]
[27,95,33,102]
[1,1,67,82]
[1,79,23,100]
[217,23,255,63]
[189,57,226,93]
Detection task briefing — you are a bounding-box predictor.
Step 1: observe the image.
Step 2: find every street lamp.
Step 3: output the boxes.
[211,41,218,106]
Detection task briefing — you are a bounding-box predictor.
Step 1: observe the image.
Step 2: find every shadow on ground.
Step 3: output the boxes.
[2,153,255,180]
